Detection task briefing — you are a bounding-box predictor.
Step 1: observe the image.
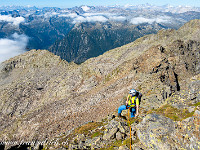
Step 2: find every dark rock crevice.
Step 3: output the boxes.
[174,72,180,91]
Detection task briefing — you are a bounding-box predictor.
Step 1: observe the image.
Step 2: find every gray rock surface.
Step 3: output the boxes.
[136,112,200,150]
[118,145,129,150]
[137,114,175,150]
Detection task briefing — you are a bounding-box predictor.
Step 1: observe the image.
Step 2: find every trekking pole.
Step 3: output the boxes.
[128,107,131,150]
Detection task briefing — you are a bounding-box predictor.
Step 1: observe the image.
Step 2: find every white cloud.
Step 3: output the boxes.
[73,15,108,23]
[44,12,59,18]
[82,13,114,17]
[59,12,127,23]
[82,13,97,17]
[130,16,171,24]
[110,16,127,22]
[72,16,85,23]
[0,15,25,26]
[70,13,127,23]
[59,13,78,18]
[0,33,29,63]
[130,17,155,24]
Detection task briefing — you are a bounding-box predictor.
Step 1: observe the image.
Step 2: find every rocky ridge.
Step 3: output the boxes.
[0,19,200,149]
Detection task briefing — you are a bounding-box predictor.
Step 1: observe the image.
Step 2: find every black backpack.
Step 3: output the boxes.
[135,91,142,105]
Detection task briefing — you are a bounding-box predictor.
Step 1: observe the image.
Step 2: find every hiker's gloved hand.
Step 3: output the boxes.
[125,101,129,109]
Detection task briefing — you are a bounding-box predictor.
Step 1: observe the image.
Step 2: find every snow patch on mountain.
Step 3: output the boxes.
[81,6,90,12]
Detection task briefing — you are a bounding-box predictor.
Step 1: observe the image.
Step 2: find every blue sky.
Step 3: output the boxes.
[0,0,200,8]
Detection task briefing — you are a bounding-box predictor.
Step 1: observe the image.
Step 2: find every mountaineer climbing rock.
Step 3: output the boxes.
[118,89,142,118]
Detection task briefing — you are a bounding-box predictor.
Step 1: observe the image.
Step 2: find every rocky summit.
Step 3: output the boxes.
[0,19,200,150]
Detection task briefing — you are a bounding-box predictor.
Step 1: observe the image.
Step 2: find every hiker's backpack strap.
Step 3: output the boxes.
[134,96,137,105]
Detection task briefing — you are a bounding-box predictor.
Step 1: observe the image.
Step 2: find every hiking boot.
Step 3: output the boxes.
[118,113,122,117]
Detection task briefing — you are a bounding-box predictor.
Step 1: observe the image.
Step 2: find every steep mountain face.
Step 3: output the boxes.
[49,22,164,63]
[19,17,74,50]
[0,16,74,50]
[0,20,199,149]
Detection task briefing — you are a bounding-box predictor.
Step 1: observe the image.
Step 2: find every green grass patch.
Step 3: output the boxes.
[105,74,112,82]
[193,102,200,107]
[123,138,131,147]
[99,140,123,150]
[42,146,48,150]
[91,131,104,138]
[100,135,140,149]
[107,140,123,150]
[147,104,195,121]
[74,122,103,135]
[123,136,140,148]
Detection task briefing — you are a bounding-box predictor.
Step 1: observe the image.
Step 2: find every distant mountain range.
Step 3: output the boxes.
[1,5,200,63]
[1,4,200,13]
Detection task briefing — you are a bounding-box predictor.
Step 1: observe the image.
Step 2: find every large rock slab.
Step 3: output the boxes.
[137,111,200,150]
[137,113,175,150]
